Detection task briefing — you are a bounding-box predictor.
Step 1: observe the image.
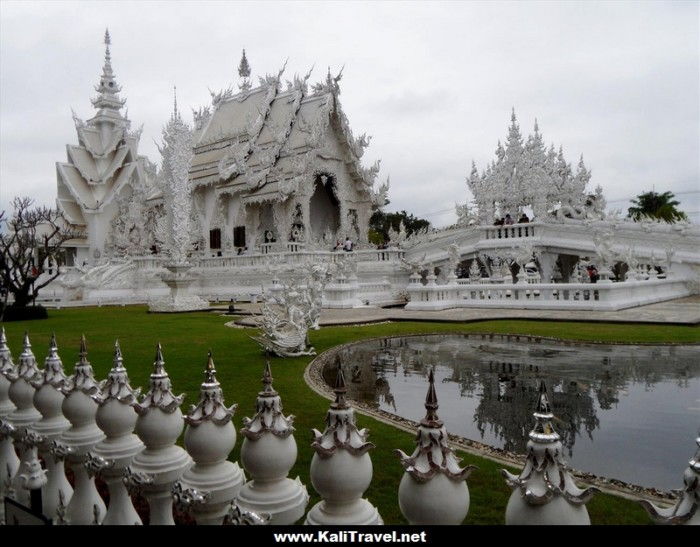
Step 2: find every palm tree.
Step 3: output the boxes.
[627,191,688,223]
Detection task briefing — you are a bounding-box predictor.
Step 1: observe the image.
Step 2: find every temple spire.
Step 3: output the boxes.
[91,28,125,116]
[238,49,251,91]
[172,85,179,121]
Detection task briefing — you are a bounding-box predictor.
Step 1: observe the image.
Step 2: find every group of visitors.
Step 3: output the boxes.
[333,238,354,252]
[494,213,530,226]
[236,247,249,255]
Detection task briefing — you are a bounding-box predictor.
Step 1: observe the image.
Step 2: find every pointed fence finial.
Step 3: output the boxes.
[153,342,165,375]
[79,334,89,364]
[421,366,442,427]
[262,360,274,392]
[48,332,59,359]
[23,331,32,351]
[113,339,124,369]
[331,357,348,410]
[204,350,217,384]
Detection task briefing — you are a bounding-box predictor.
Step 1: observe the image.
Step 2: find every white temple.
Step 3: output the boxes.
[44,30,699,312]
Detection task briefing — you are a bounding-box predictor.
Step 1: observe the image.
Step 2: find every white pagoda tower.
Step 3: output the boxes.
[55,29,153,265]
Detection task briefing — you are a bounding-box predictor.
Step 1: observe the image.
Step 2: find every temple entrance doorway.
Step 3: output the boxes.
[309,174,340,241]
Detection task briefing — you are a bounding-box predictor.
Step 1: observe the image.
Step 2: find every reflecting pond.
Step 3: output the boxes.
[323,334,700,490]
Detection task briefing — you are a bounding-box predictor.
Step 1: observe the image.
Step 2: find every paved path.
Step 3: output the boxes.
[225,294,700,327]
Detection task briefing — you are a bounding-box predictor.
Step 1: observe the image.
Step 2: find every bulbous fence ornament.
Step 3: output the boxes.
[501,381,599,525]
[305,358,383,525]
[237,361,309,524]
[6,332,43,507]
[31,334,73,520]
[178,352,244,525]
[92,340,144,525]
[58,335,107,524]
[639,434,700,525]
[395,367,476,524]
[128,343,192,525]
[0,327,20,523]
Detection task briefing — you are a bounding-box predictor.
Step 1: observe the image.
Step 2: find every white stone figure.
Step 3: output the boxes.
[639,433,700,525]
[149,91,208,313]
[0,327,20,522]
[238,361,309,524]
[58,335,107,525]
[128,344,192,525]
[177,352,244,525]
[6,332,42,507]
[31,334,73,521]
[92,340,144,525]
[593,230,616,283]
[395,367,476,524]
[252,277,319,357]
[444,243,460,284]
[623,247,640,281]
[468,260,482,282]
[305,359,382,525]
[665,246,676,278]
[502,381,598,525]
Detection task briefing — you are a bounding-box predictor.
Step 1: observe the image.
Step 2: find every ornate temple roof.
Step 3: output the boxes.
[189,58,379,203]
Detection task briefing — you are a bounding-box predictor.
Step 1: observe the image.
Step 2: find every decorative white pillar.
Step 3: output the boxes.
[177,352,244,525]
[58,335,107,525]
[92,340,144,525]
[502,381,598,525]
[237,362,309,524]
[305,359,382,525]
[128,343,192,525]
[395,367,475,524]
[31,334,72,520]
[0,327,20,523]
[639,434,700,525]
[6,332,42,507]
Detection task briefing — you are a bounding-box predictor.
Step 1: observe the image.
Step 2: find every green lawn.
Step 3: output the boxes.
[3,306,698,524]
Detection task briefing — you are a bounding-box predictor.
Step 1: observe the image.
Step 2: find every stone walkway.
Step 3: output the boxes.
[225,294,700,327]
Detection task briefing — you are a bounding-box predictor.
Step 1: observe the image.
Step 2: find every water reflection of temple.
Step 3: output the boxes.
[326,334,700,457]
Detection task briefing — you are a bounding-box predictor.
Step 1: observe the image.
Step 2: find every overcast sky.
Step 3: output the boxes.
[1,0,698,226]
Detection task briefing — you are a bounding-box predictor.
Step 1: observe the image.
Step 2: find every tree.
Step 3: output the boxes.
[368,210,431,244]
[627,191,688,223]
[0,197,82,314]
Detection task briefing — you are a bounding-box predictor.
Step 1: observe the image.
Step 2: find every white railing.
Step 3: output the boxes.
[406,276,692,311]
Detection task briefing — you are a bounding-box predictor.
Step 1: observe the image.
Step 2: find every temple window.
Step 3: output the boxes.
[233,226,246,248]
[209,228,222,249]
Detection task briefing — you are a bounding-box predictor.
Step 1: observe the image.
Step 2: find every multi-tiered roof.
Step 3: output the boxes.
[189,56,381,206]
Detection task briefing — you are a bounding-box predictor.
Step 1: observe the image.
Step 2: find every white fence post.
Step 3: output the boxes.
[238,361,309,524]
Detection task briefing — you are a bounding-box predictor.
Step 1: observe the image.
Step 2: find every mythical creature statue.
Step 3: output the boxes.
[251,264,332,357]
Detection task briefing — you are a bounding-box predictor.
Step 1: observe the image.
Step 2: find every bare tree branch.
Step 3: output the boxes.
[0,197,84,312]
